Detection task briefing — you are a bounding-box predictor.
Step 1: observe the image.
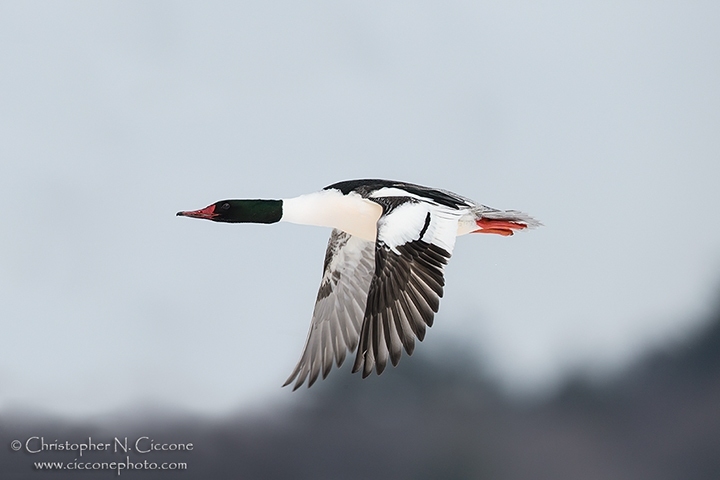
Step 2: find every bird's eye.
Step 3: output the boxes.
[221,203,230,210]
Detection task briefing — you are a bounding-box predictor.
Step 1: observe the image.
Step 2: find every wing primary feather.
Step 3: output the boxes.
[375,311,389,375]
[394,300,416,355]
[405,279,435,327]
[398,285,428,341]
[386,301,404,366]
[353,313,372,374]
[362,320,376,377]
[321,324,333,378]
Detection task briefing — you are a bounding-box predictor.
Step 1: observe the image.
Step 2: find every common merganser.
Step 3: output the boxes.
[177,179,540,390]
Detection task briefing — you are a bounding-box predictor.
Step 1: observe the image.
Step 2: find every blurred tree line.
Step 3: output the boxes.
[3,299,720,479]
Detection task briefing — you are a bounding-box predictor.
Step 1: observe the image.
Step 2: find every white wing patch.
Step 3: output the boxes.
[377,202,459,256]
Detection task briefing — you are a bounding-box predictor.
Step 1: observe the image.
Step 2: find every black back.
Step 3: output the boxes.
[324,179,472,210]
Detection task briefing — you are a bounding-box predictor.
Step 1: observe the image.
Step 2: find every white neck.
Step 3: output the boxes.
[281,190,382,241]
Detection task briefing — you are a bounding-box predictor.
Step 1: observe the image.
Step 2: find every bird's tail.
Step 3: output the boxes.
[470,206,542,236]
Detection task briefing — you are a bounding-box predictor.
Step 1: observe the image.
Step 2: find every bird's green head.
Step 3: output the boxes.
[177,199,282,224]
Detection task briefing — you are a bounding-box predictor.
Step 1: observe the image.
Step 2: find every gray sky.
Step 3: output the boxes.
[1,1,719,416]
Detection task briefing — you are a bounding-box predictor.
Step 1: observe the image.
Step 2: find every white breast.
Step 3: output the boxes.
[281,190,383,241]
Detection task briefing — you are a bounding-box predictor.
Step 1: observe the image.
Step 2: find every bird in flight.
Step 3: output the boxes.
[177,179,540,390]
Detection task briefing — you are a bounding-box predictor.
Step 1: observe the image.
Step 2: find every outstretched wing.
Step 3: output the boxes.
[352,199,460,377]
[284,229,375,390]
